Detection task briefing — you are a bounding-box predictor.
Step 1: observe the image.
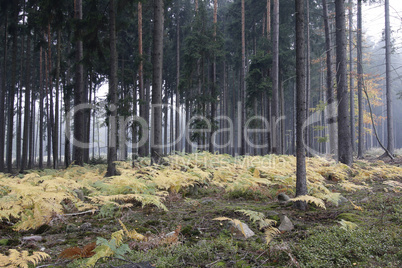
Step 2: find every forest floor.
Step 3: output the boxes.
[0,153,401,267]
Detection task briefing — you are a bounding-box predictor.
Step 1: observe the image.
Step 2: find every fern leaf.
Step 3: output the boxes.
[236,209,265,223]
[213,217,246,237]
[289,195,326,209]
[264,226,281,244]
[119,220,146,241]
[4,249,50,268]
[59,242,96,259]
[338,219,358,231]
[349,200,363,211]
[259,218,277,230]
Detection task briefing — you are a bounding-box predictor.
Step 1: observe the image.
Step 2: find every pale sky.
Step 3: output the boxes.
[362,0,402,49]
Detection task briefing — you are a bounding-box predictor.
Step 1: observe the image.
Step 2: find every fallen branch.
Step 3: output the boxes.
[63,209,99,217]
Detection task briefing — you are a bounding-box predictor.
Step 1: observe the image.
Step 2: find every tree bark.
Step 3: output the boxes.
[151,0,164,164]
[106,0,118,176]
[295,0,308,210]
[240,0,246,155]
[73,0,85,166]
[271,0,279,154]
[357,0,364,158]
[384,0,394,155]
[21,31,31,172]
[336,0,353,166]
[348,0,355,152]
[175,3,181,153]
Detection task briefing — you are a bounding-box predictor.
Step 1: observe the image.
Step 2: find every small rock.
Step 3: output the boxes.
[22,235,43,242]
[278,215,294,232]
[73,189,85,201]
[229,221,255,239]
[200,198,215,205]
[337,196,348,206]
[80,222,92,231]
[66,223,79,233]
[360,197,370,203]
[277,193,290,205]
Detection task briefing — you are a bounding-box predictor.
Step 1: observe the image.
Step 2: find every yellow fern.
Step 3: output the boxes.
[289,195,326,209]
[119,220,146,241]
[0,249,50,268]
[264,226,281,244]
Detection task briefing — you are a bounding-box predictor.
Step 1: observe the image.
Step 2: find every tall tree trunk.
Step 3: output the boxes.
[7,2,19,173]
[0,18,7,172]
[305,0,311,155]
[357,0,364,157]
[322,0,337,157]
[348,0,355,152]
[271,0,279,154]
[151,0,164,164]
[384,0,394,155]
[16,19,24,170]
[295,0,307,210]
[266,0,271,38]
[209,0,218,153]
[21,32,31,172]
[39,47,44,169]
[106,0,118,176]
[175,3,181,152]
[53,30,61,169]
[28,87,35,169]
[45,50,52,168]
[336,0,352,165]
[240,0,246,155]
[138,2,146,157]
[73,0,84,166]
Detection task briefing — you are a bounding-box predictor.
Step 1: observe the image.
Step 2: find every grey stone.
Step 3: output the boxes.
[278,215,294,232]
[277,193,290,205]
[22,235,43,242]
[73,189,85,201]
[337,196,349,206]
[229,220,255,239]
[80,222,92,231]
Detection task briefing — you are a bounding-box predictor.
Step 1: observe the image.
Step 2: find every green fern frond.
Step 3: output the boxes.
[289,195,326,209]
[258,218,277,230]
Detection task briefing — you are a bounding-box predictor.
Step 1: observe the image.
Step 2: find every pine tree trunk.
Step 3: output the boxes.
[271,0,279,154]
[322,0,337,157]
[175,4,181,152]
[151,0,164,164]
[209,0,218,154]
[349,0,355,152]
[240,0,246,155]
[6,2,18,173]
[295,0,308,210]
[21,32,31,172]
[384,0,394,155]
[0,17,7,172]
[106,0,118,176]
[336,0,352,165]
[305,0,311,156]
[138,2,146,157]
[73,0,84,166]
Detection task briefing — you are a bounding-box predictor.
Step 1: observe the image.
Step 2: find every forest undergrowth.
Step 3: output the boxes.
[0,152,401,267]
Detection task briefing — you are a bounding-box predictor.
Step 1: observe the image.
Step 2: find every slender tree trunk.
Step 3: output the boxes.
[73,0,84,166]
[7,2,18,173]
[240,0,246,155]
[356,0,363,158]
[151,0,164,164]
[305,0,311,155]
[295,0,307,210]
[271,0,279,154]
[384,0,394,155]
[53,29,60,168]
[348,0,355,152]
[28,88,35,169]
[21,32,31,172]
[138,2,146,157]
[336,0,352,165]
[0,17,7,172]
[17,22,24,170]
[209,0,218,153]
[45,50,52,168]
[267,0,271,38]
[175,5,181,152]
[106,0,118,176]
[64,45,72,167]
[322,0,337,157]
